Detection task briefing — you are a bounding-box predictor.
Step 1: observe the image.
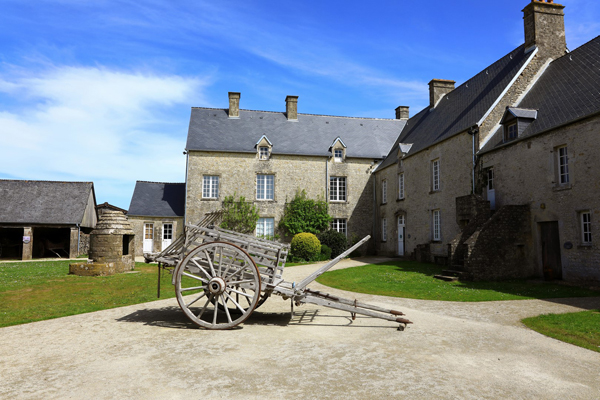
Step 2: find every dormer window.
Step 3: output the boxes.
[259,146,269,160]
[255,135,273,160]
[505,123,517,142]
[500,107,537,143]
[334,149,343,162]
[329,137,347,163]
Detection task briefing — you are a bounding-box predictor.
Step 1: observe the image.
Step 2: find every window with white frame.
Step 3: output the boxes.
[432,209,441,241]
[581,211,592,244]
[382,180,387,204]
[256,217,275,239]
[398,173,405,199]
[334,149,344,162]
[487,168,494,190]
[432,159,440,191]
[202,175,219,199]
[329,177,347,202]
[162,223,173,240]
[382,218,387,242]
[505,123,517,142]
[557,145,569,185]
[331,219,347,235]
[259,146,270,160]
[256,174,274,200]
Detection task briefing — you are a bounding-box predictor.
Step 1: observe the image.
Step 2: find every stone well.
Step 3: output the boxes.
[70,210,135,276]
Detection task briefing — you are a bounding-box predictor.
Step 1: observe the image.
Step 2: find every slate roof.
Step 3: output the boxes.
[186,109,406,159]
[0,180,95,225]
[481,35,600,153]
[504,107,538,120]
[377,44,534,170]
[128,181,185,217]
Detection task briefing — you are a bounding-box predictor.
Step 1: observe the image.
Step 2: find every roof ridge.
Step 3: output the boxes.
[192,107,399,121]
[136,180,185,185]
[0,179,93,184]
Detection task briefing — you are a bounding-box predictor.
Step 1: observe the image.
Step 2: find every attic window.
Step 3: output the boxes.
[259,146,270,160]
[334,149,344,162]
[504,123,517,142]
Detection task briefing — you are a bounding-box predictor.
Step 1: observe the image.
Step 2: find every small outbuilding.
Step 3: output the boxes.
[0,180,98,260]
[128,181,185,256]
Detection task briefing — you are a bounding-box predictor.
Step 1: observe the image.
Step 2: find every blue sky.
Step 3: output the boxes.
[1,0,599,209]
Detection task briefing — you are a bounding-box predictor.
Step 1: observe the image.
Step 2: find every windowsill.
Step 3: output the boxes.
[397,198,405,202]
[201,198,219,201]
[429,190,441,194]
[256,199,275,202]
[552,184,572,192]
[381,202,387,206]
[330,200,348,204]
[577,243,593,249]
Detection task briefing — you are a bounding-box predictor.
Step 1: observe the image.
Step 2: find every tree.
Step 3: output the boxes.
[220,195,259,234]
[279,190,331,236]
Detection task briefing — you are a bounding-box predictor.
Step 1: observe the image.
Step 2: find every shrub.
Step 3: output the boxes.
[220,195,259,234]
[279,190,331,236]
[317,229,347,258]
[320,244,332,260]
[290,233,321,261]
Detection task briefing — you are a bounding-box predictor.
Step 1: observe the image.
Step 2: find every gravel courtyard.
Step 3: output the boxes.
[1,258,599,399]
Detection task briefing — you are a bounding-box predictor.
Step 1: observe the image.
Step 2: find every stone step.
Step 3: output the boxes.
[434,274,459,282]
[442,269,465,277]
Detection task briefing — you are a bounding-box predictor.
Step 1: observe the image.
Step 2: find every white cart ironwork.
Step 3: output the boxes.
[145,211,412,330]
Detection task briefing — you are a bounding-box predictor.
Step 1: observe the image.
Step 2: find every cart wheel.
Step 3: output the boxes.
[175,242,261,329]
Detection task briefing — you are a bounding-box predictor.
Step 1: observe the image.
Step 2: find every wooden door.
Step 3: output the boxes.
[143,223,154,253]
[397,216,405,256]
[540,221,562,280]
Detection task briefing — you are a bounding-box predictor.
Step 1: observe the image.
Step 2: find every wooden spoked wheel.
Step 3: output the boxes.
[174,242,261,329]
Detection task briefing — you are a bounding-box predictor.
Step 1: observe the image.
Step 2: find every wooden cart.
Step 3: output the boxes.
[146,211,412,330]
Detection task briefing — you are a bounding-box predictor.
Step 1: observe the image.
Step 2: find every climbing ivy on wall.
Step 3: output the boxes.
[220,195,260,234]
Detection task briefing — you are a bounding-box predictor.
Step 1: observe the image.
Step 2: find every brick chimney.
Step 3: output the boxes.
[395,106,409,120]
[228,92,240,118]
[285,95,298,121]
[523,0,566,58]
[429,79,455,108]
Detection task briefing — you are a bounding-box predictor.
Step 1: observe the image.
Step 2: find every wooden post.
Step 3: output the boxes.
[22,227,33,260]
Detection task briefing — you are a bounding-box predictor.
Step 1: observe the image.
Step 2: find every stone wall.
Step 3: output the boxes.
[463,205,533,281]
[374,132,473,258]
[479,115,600,282]
[449,195,491,267]
[129,216,184,256]
[186,151,375,253]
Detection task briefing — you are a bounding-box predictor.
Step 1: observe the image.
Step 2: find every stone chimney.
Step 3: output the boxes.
[285,95,298,121]
[429,79,455,108]
[228,92,240,118]
[523,0,566,59]
[395,106,409,120]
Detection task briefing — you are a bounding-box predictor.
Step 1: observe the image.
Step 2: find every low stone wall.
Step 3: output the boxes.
[69,262,116,276]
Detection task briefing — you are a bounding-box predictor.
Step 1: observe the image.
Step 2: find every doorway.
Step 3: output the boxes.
[397,215,405,256]
[143,223,154,253]
[162,223,173,251]
[539,221,562,280]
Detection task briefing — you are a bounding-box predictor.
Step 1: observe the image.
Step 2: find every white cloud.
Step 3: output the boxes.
[0,66,209,207]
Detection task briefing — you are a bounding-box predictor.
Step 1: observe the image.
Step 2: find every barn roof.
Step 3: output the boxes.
[0,180,96,225]
[128,181,185,217]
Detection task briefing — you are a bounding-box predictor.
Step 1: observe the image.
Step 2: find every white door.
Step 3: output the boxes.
[397,216,405,256]
[143,223,154,253]
[162,223,173,251]
[487,168,496,210]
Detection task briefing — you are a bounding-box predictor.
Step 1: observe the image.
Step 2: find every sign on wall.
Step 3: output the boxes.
[23,236,31,244]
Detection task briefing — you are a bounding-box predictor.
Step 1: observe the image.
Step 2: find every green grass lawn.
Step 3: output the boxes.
[316,260,600,302]
[0,260,175,328]
[522,310,600,353]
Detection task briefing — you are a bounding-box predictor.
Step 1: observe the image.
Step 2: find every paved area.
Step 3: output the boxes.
[1,257,599,399]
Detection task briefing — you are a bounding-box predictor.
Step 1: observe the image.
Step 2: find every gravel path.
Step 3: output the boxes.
[1,257,599,399]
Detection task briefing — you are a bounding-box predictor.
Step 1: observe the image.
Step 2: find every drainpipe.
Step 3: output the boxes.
[325,156,329,202]
[184,149,189,226]
[76,223,81,255]
[468,125,479,194]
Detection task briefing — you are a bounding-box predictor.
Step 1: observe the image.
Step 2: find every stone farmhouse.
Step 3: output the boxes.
[0,180,98,260]
[183,93,405,248]
[131,0,598,283]
[374,0,600,282]
[128,181,185,256]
